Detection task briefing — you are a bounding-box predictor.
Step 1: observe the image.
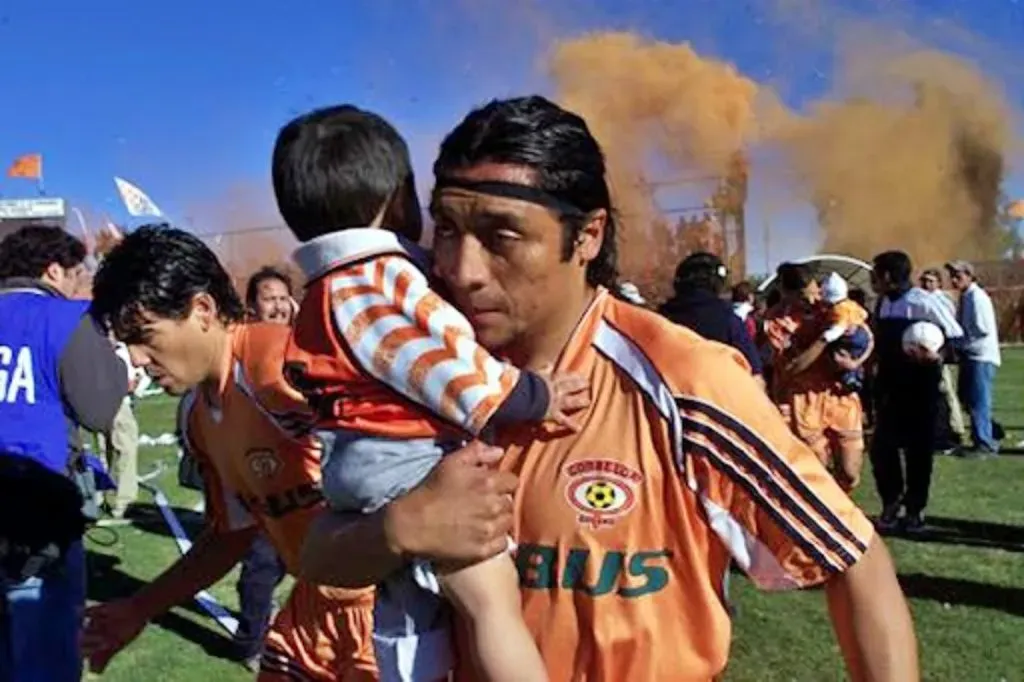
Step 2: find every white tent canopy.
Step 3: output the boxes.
[757,254,874,300]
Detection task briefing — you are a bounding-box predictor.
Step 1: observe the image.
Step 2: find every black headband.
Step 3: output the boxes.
[432,178,587,218]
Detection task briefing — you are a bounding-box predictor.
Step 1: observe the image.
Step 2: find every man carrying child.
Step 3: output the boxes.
[766,268,872,491]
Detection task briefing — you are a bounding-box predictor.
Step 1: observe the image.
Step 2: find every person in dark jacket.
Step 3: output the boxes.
[659,252,764,384]
[0,225,127,681]
[871,251,963,533]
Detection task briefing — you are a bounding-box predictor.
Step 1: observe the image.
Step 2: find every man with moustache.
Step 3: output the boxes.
[300,96,919,682]
[226,265,298,671]
[246,266,298,325]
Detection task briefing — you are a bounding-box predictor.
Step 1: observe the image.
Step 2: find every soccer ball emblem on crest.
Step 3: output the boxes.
[584,481,619,510]
[245,448,281,480]
[564,458,644,529]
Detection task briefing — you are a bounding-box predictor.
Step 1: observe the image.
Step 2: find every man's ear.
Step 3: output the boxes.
[575,209,607,264]
[41,262,63,286]
[190,292,219,332]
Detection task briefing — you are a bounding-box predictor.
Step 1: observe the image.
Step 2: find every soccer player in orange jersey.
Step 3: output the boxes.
[302,96,919,681]
[81,226,377,682]
[766,269,872,492]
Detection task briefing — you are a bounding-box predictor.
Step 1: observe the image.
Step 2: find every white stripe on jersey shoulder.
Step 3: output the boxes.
[592,319,686,478]
[231,361,308,441]
[292,228,431,281]
[701,495,800,590]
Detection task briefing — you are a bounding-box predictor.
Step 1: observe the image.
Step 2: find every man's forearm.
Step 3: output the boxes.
[786,340,826,374]
[133,526,258,621]
[826,536,918,681]
[299,509,404,588]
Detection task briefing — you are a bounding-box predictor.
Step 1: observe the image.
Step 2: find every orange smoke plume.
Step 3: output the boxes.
[547,29,1018,285]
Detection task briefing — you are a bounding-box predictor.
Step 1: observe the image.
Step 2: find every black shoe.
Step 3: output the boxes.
[958,448,997,460]
[876,503,902,532]
[904,512,926,534]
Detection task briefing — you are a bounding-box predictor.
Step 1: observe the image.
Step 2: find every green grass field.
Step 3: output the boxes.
[84,354,1024,682]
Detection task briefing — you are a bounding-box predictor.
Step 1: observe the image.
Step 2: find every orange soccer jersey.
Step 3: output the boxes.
[178,323,376,682]
[286,229,524,441]
[768,299,868,462]
[763,299,832,398]
[451,289,873,682]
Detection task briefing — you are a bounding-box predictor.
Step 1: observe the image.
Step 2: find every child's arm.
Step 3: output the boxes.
[329,255,585,434]
[440,555,549,682]
[786,309,849,375]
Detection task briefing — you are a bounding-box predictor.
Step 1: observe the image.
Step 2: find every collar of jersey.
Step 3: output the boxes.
[293,229,426,281]
[0,277,63,298]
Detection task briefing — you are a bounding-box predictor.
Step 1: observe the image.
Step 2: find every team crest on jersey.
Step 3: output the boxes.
[563,459,643,529]
[246,448,281,480]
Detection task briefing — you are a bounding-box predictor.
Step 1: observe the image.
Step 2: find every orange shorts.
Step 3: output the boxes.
[258,582,377,682]
[784,389,864,464]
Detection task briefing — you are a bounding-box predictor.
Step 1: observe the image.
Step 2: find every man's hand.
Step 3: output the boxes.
[385,442,517,564]
[905,344,941,364]
[81,599,149,673]
[540,367,591,432]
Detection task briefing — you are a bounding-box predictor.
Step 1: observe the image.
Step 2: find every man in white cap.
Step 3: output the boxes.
[945,260,1001,457]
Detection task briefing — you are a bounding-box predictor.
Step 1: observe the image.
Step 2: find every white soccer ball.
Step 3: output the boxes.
[901,321,945,356]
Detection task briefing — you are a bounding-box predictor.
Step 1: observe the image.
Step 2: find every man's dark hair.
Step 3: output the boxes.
[872,250,913,289]
[91,225,245,341]
[731,280,754,303]
[776,262,812,293]
[673,252,726,295]
[0,225,86,280]
[432,95,618,289]
[245,265,293,310]
[272,104,422,243]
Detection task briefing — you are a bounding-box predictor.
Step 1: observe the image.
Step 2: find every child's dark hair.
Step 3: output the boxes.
[272,104,422,243]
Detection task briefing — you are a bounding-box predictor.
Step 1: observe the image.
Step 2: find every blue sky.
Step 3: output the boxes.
[0,0,1021,272]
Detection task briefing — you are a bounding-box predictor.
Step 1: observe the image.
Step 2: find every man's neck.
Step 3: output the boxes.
[505,286,598,371]
[200,324,237,407]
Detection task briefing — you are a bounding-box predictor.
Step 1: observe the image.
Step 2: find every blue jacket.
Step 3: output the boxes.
[0,279,127,475]
[659,288,764,376]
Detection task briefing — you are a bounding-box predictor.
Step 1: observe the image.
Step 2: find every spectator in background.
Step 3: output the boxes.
[227,267,295,671]
[920,268,957,315]
[246,265,297,325]
[75,232,143,524]
[658,252,764,384]
[94,343,142,523]
[731,280,757,340]
[0,225,127,681]
[919,268,966,451]
[871,251,963,533]
[946,260,1001,457]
